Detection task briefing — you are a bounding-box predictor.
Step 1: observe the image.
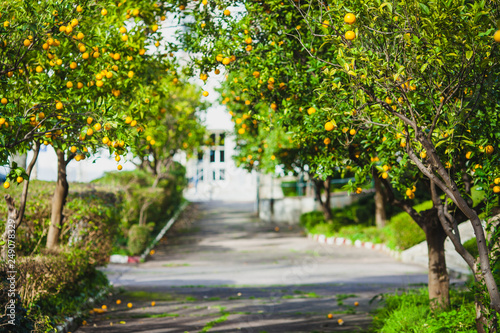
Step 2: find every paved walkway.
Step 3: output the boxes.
[76,201,429,333]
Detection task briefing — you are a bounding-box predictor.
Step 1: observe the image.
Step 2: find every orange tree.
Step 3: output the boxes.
[0,0,186,251]
[288,0,500,328]
[165,0,500,322]
[128,74,207,225]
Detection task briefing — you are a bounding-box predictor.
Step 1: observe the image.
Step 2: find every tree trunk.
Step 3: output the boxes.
[372,169,387,228]
[313,178,333,221]
[1,143,41,259]
[423,217,450,309]
[46,149,69,249]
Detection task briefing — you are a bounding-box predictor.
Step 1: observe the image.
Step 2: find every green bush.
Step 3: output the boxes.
[127,224,151,255]
[371,288,475,332]
[382,200,431,250]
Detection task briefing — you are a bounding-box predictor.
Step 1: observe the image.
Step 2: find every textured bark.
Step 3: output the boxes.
[372,169,387,228]
[313,178,333,221]
[46,149,69,249]
[423,218,450,309]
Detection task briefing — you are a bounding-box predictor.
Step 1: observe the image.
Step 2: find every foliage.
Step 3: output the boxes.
[371,288,476,333]
[127,224,151,255]
[301,199,431,250]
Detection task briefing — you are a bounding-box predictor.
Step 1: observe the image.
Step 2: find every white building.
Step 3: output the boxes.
[184,114,257,202]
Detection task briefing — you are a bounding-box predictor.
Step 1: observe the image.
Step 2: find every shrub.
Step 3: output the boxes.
[382,200,432,250]
[127,224,151,255]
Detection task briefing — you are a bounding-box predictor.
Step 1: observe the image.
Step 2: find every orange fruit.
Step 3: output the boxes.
[56,102,63,110]
[3,181,10,189]
[494,30,500,43]
[494,186,500,194]
[349,129,356,135]
[344,13,356,24]
[345,30,356,40]
[1,98,7,105]
[223,9,230,16]
[127,302,132,308]
[116,299,121,305]
[327,313,333,319]
[325,122,335,131]
[355,187,362,194]
[202,91,209,97]
[485,145,494,154]
[16,176,23,183]
[420,151,427,159]
[381,172,388,179]
[307,107,316,115]
[101,8,108,15]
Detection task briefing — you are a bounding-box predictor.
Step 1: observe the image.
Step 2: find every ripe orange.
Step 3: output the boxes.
[345,31,356,40]
[130,120,137,127]
[115,155,121,162]
[3,181,10,189]
[94,123,102,131]
[420,151,427,159]
[355,188,362,194]
[66,81,73,88]
[36,66,43,73]
[119,26,127,34]
[494,186,500,194]
[127,302,132,308]
[152,24,158,32]
[223,9,230,16]
[465,151,472,159]
[70,146,77,153]
[101,8,108,16]
[494,30,500,43]
[307,107,316,115]
[56,102,63,110]
[16,177,23,183]
[222,57,231,65]
[349,129,356,135]
[325,122,334,131]
[327,313,333,319]
[1,98,7,105]
[381,172,388,179]
[96,80,103,87]
[23,39,31,47]
[485,145,494,154]
[77,5,83,12]
[354,301,359,306]
[150,140,156,145]
[238,128,245,135]
[151,301,156,306]
[70,62,77,69]
[116,299,121,305]
[324,138,331,145]
[344,13,356,24]
[128,71,134,78]
[86,128,93,136]
[202,91,209,97]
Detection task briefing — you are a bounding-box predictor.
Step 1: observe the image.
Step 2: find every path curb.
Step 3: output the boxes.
[307,233,402,260]
[307,233,469,279]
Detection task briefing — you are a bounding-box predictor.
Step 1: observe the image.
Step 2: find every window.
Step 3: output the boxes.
[197,151,203,161]
[219,169,225,180]
[219,133,225,146]
[210,150,215,163]
[198,168,204,181]
[219,150,225,163]
[210,133,216,146]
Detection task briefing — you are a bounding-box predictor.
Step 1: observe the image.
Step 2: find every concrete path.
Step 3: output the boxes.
[76,201,430,333]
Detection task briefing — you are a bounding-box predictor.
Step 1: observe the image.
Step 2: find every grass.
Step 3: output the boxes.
[199,306,230,333]
[162,263,190,267]
[370,288,475,332]
[130,312,180,318]
[121,291,194,302]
